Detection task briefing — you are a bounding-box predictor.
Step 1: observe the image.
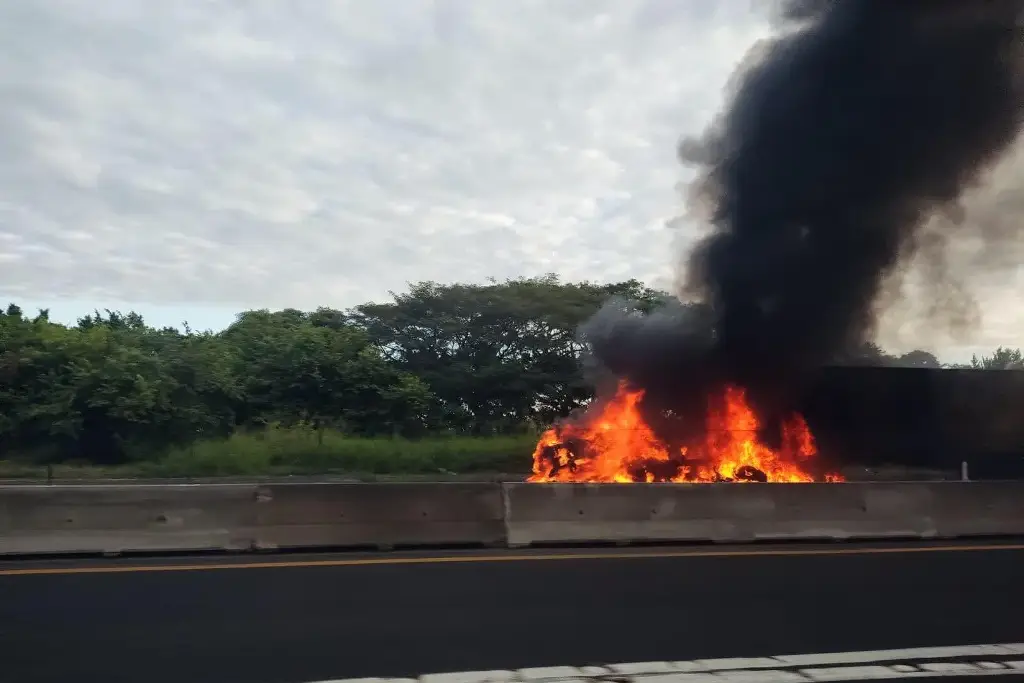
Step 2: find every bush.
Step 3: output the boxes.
[0,427,537,479]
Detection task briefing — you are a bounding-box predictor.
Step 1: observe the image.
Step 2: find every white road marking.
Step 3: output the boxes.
[695,659,786,671]
[610,663,686,675]
[776,647,1024,668]
[716,671,808,682]
[420,672,516,683]
[518,668,593,680]
[801,664,916,680]
[311,644,1024,683]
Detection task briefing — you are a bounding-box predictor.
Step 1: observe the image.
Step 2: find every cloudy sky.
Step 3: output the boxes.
[1,0,1020,360]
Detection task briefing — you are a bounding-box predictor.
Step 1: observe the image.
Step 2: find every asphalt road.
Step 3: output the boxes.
[0,541,1022,683]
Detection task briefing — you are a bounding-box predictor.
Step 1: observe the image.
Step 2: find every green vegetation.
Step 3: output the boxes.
[0,431,536,480]
[0,276,1018,478]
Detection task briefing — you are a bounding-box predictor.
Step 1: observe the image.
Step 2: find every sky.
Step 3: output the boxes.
[0,0,1020,361]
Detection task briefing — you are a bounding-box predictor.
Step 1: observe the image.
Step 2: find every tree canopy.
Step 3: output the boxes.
[0,277,1015,467]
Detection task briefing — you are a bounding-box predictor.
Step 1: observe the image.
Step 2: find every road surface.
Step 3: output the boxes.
[0,540,1021,683]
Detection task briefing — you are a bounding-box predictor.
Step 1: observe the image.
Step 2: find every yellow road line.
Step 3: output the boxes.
[0,542,1021,577]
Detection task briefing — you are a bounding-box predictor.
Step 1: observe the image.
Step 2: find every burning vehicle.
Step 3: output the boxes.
[530,0,1024,483]
[530,381,838,483]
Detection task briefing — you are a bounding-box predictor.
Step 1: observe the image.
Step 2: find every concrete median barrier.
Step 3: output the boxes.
[0,482,507,555]
[0,483,263,555]
[248,482,506,550]
[501,481,1024,547]
[1,480,1023,556]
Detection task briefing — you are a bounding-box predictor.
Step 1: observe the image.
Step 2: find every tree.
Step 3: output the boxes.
[0,279,981,466]
[223,308,432,438]
[970,347,1024,370]
[0,310,242,464]
[834,341,892,366]
[350,275,669,433]
[892,350,942,368]
[1,302,435,463]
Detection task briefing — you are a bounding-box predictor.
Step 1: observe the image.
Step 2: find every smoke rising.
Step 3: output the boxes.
[584,0,1024,436]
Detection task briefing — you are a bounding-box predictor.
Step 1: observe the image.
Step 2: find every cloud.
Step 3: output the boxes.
[0,0,767,308]
[0,0,1020,358]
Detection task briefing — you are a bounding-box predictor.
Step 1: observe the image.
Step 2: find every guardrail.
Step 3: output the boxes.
[0,481,1022,556]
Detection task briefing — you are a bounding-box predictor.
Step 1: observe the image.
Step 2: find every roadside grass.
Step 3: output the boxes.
[0,428,538,481]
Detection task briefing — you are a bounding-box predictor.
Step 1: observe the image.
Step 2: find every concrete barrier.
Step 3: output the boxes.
[501,481,1024,547]
[0,484,262,555]
[248,482,506,550]
[1,481,1022,556]
[0,482,506,555]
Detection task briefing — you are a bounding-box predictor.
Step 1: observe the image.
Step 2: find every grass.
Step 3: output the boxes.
[0,428,539,481]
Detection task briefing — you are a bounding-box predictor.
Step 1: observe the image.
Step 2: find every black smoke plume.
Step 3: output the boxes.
[583,1,1024,448]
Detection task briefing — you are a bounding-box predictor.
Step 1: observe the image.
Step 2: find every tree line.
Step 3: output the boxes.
[1,275,1019,467]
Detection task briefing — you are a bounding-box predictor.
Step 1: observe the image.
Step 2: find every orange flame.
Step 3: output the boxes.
[529,382,844,483]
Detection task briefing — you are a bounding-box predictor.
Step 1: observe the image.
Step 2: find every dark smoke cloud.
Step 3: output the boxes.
[584,0,1024,435]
